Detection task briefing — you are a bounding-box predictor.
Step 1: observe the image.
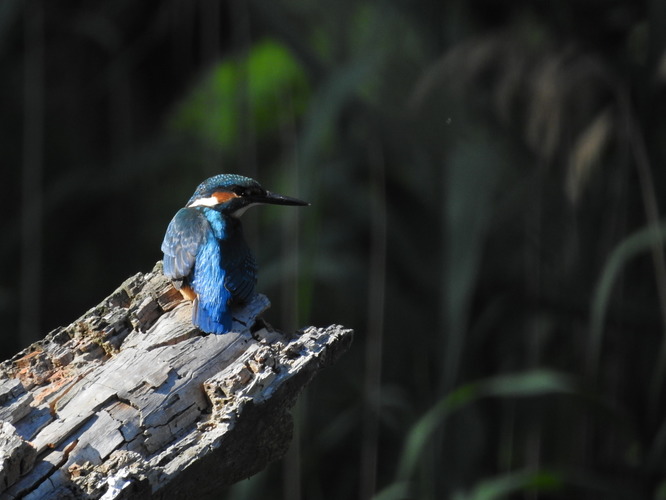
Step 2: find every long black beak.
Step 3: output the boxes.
[260,191,310,206]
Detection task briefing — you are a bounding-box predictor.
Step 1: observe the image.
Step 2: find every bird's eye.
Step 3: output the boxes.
[232,186,246,196]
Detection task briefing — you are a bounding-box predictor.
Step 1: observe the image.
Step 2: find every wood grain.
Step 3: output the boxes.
[0,263,352,499]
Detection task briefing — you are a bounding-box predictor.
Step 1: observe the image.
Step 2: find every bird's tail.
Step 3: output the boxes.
[192,298,232,334]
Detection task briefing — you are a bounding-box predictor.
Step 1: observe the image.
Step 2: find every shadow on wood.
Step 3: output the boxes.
[0,263,353,499]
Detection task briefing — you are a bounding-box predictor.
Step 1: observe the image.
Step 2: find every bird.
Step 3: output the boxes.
[161,173,309,334]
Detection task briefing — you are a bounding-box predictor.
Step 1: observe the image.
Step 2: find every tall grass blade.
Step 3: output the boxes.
[395,370,574,483]
[361,137,388,499]
[441,133,505,394]
[587,221,666,384]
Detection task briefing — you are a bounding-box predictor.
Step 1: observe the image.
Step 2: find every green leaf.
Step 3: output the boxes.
[372,481,412,500]
[169,38,310,150]
[441,132,507,393]
[478,370,574,398]
[453,470,563,500]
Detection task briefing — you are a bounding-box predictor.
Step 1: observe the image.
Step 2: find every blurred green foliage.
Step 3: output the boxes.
[3,0,666,499]
[170,38,310,150]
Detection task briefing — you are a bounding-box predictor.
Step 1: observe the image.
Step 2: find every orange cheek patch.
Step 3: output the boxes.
[213,191,239,203]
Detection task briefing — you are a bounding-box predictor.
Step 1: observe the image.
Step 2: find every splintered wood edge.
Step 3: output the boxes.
[72,324,354,500]
[0,264,353,499]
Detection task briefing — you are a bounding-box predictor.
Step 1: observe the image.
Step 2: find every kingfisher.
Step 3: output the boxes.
[161,173,308,334]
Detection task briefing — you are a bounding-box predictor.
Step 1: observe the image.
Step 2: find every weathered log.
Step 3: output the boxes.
[0,263,352,499]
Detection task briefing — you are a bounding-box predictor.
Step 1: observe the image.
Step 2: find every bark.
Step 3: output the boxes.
[0,263,353,499]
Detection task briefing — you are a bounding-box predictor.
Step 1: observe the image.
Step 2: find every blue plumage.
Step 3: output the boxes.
[161,174,308,334]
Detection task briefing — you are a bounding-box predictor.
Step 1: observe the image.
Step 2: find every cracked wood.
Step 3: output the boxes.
[0,263,353,499]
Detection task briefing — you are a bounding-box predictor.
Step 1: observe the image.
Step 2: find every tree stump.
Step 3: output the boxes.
[0,264,353,499]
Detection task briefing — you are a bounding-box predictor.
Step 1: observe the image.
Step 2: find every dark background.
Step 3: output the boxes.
[2,0,666,498]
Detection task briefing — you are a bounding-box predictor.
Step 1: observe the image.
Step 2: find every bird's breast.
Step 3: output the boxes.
[200,208,239,241]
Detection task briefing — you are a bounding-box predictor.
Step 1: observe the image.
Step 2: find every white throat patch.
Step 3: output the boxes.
[188,196,220,208]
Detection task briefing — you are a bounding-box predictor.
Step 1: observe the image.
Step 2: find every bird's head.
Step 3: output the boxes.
[186,173,309,217]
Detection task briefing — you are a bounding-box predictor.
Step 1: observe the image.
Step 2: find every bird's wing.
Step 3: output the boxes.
[221,237,257,304]
[161,208,209,280]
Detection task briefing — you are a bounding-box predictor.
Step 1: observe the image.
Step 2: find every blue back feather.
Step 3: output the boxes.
[161,204,256,334]
[192,229,232,333]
